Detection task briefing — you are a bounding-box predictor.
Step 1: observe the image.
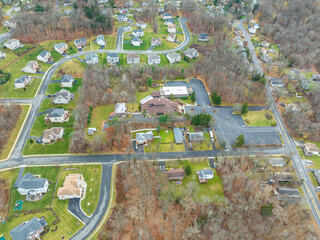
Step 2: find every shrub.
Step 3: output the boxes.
[184,165,192,175]
[29,139,34,144]
[265,113,273,120]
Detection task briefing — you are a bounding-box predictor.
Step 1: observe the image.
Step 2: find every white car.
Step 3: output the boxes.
[269,49,276,53]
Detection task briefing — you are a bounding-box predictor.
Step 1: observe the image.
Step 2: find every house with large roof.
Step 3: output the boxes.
[107,53,119,64]
[74,38,87,49]
[10,217,47,240]
[42,127,64,144]
[136,131,154,145]
[85,54,99,64]
[37,50,52,63]
[53,89,74,104]
[189,132,204,141]
[54,42,68,54]
[167,32,176,42]
[96,35,106,46]
[4,38,22,50]
[198,169,214,183]
[141,97,181,115]
[132,29,144,37]
[167,52,181,63]
[160,86,190,97]
[17,173,49,196]
[44,108,69,123]
[136,21,147,29]
[131,37,142,46]
[183,48,199,59]
[151,37,162,46]
[303,142,320,156]
[61,74,74,88]
[173,128,184,144]
[148,54,161,65]
[115,103,127,117]
[127,53,140,65]
[198,33,209,42]
[22,61,39,74]
[167,169,185,180]
[14,75,33,89]
[57,173,87,200]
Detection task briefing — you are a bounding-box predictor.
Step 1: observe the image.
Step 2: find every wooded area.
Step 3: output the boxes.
[13,2,113,43]
[0,104,21,154]
[98,157,318,239]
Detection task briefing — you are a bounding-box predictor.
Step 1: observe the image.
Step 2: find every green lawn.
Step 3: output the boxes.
[160,129,174,143]
[46,78,82,95]
[192,132,212,151]
[165,160,225,203]
[298,142,320,169]
[308,172,318,187]
[0,48,19,68]
[0,105,30,160]
[39,96,77,112]
[52,59,85,78]
[241,110,277,126]
[88,105,114,130]
[86,35,117,51]
[279,95,308,104]
[145,138,185,153]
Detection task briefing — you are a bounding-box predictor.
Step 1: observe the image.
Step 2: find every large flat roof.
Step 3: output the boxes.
[160,86,188,96]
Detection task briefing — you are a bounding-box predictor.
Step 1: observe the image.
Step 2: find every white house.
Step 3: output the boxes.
[127,53,140,65]
[136,21,147,29]
[164,19,175,25]
[42,127,64,144]
[117,14,128,22]
[0,51,6,60]
[3,20,16,29]
[167,52,181,63]
[45,108,69,123]
[167,32,176,42]
[151,37,162,46]
[14,75,33,89]
[167,24,176,33]
[160,86,189,97]
[136,131,154,145]
[96,35,106,46]
[61,74,74,88]
[131,37,142,46]
[148,54,161,65]
[107,53,119,64]
[303,143,320,156]
[74,38,87,49]
[54,43,68,54]
[17,173,49,195]
[199,169,214,181]
[22,61,39,74]
[132,29,144,37]
[115,103,127,117]
[57,174,87,200]
[183,48,199,59]
[4,39,23,50]
[85,54,99,64]
[10,217,47,240]
[37,50,52,63]
[53,89,74,104]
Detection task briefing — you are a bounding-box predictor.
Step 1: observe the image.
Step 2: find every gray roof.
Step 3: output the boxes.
[131,37,140,42]
[55,42,67,49]
[15,75,29,83]
[276,187,300,197]
[189,132,204,141]
[165,19,174,24]
[314,170,320,181]
[133,29,143,33]
[74,38,86,44]
[107,53,119,58]
[173,128,183,144]
[39,50,49,58]
[49,108,64,118]
[199,169,213,178]
[148,54,160,61]
[61,74,74,83]
[136,131,154,142]
[269,158,286,167]
[199,33,209,39]
[10,217,46,240]
[17,173,47,190]
[163,13,171,16]
[97,35,104,41]
[85,53,98,61]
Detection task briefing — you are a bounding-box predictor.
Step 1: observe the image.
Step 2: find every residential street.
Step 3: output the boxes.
[236,20,320,228]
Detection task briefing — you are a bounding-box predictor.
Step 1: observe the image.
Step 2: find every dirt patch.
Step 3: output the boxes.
[55,59,85,78]
[0,179,10,220]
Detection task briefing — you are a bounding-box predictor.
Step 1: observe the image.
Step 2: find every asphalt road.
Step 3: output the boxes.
[236,20,320,228]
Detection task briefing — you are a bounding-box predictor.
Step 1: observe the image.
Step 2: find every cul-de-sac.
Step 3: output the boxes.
[0,0,320,239]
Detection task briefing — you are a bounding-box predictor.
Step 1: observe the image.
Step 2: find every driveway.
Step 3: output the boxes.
[68,198,90,224]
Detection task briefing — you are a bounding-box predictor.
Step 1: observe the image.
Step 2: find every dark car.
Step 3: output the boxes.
[280,103,285,107]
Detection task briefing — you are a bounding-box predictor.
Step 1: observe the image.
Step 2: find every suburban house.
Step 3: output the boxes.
[136,131,154,145]
[262,41,270,48]
[74,38,87,49]
[60,74,74,88]
[141,97,181,115]
[164,19,175,25]
[151,37,162,46]
[3,20,16,29]
[270,78,284,89]
[22,61,39,74]
[167,52,181,63]
[269,158,286,167]
[198,169,214,183]
[107,53,119,64]
[167,24,176,33]
[17,173,49,196]
[132,29,144,37]
[303,142,320,156]
[158,7,164,13]
[189,132,204,141]
[198,33,209,42]
[136,21,147,29]
[273,187,301,204]
[42,127,64,144]
[117,14,128,22]
[167,169,185,180]
[14,75,33,89]
[167,32,176,42]
[119,8,127,14]
[114,103,127,117]
[4,38,22,50]
[248,27,256,34]
[148,54,161,65]
[54,43,68,54]
[0,51,6,60]
[45,108,69,123]
[127,53,140,64]
[160,86,190,97]
[10,217,47,240]
[53,89,74,104]
[85,54,99,64]
[261,53,272,63]
[37,50,52,63]
[173,128,184,144]
[183,48,199,59]
[96,35,106,46]
[131,37,142,46]
[57,173,87,200]
[274,172,293,184]
[162,12,172,19]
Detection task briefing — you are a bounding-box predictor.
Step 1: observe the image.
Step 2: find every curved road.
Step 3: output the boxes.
[235,20,320,229]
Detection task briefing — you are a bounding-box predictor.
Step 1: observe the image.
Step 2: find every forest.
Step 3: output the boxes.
[13,1,113,42]
[98,156,319,240]
[0,105,21,155]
